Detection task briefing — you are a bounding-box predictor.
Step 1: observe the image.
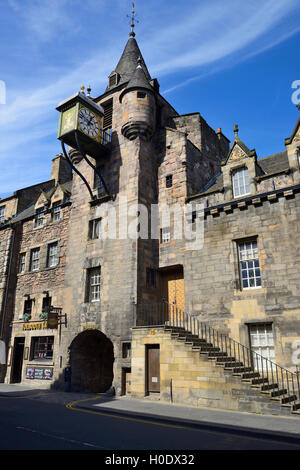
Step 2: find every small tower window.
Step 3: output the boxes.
[102,99,113,130]
[166,175,173,188]
[108,73,119,88]
[137,91,146,99]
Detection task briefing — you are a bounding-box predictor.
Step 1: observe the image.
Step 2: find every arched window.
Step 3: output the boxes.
[232,167,250,198]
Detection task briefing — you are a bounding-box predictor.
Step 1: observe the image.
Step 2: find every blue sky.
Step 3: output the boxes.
[0,0,300,198]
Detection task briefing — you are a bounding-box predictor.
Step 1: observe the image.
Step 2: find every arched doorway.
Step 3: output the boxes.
[69,330,114,393]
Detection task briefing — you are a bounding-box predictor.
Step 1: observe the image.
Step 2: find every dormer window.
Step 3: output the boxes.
[0,206,5,224]
[35,208,45,227]
[108,72,119,88]
[232,167,250,198]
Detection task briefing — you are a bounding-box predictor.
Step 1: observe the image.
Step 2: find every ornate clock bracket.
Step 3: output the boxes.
[74,131,111,198]
[61,132,112,202]
[61,140,94,201]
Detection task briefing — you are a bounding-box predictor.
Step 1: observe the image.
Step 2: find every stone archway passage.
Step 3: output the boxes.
[69,329,114,393]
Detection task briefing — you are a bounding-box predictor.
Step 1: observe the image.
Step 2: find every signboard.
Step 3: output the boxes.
[47,311,59,329]
[23,322,47,331]
[26,367,53,380]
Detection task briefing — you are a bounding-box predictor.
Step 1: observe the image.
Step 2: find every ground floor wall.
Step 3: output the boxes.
[4,320,132,395]
[131,326,292,415]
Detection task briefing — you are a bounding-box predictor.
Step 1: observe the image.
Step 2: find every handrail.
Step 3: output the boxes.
[136,301,300,408]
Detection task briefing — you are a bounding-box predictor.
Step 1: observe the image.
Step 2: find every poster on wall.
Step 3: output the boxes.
[26,367,53,380]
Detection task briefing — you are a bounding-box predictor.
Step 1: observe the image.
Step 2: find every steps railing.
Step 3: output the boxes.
[136,301,300,409]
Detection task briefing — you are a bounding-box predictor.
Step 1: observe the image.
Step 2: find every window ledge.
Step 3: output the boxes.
[234,287,266,296]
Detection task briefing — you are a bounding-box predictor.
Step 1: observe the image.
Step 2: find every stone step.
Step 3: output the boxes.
[231,367,253,374]
[251,378,269,386]
[225,365,249,371]
[216,356,237,363]
[281,395,298,405]
[207,351,228,358]
[261,383,279,392]
[242,372,260,379]
[221,362,244,369]
[270,389,287,398]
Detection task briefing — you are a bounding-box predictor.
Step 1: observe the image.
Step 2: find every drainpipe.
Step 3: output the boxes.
[0,225,16,351]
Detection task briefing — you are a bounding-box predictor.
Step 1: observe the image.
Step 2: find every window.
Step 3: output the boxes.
[30,248,40,271]
[248,323,275,371]
[31,336,54,360]
[232,167,250,198]
[102,99,113,130]
[42,295,52,313]
[89,218,102,240]
[161,227,171,244]
[146,268,156,287]
[122,342,131,359]
[52,201,61,221]
[137,91,146,99]
[87,267,101,302]
[35,208,45,227]
[166,174,173,188]
[108,73,119,88]
[238,240,261,290]
[47,243,58,268]
[19,253,26,273]
[23,299,32,316]
[0,206,5,224]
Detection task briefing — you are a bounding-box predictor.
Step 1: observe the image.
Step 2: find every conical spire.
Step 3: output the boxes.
[106,36,151,91]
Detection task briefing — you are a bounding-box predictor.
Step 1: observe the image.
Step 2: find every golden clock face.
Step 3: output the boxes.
[78,107,100,139]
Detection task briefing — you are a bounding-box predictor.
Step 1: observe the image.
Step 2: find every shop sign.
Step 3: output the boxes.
[26,367,53,380]
[22,321,47,331]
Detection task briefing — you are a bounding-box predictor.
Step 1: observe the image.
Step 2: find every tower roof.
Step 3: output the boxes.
[106,36,151,92]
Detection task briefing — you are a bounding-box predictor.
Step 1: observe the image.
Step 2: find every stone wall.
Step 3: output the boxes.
[131,327,290,415]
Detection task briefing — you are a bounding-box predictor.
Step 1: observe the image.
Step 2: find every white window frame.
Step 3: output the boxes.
[52,202,61,222]
[238,240,262,290]
[47,242,58,268]
[248,323,275,371]
[30,248,40,271]
[232,167,251,198]
[161,227,171,244]
[89,267,101,302]
[0,206,5,223]
[19,253,26,273]
[35,208,45,227]
[89,218,102,240]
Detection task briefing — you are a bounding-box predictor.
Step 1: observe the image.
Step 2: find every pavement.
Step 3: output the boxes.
[0,383,300,441]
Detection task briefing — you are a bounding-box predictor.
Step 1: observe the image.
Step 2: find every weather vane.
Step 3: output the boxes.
[127,2,139,37]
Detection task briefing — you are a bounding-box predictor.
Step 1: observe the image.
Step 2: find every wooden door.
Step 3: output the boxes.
[146,345,160,393]
[160,268,185,311]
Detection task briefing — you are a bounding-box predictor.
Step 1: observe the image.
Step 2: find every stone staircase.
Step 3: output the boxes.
[166,325,300,416]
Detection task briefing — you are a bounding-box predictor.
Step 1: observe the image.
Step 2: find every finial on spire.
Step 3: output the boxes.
[234,124,239,138]
[87,85,91,97]
[127,2,138,37]
[137,56,142,68]
[80,85,85,94]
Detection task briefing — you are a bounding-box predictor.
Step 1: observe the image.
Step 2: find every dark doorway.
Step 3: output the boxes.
[11,337,25,383]
[121,367,131,396]
[69,329,114,393]
[146,344,160,394]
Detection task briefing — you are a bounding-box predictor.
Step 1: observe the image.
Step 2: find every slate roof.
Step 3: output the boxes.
[2,180,72,227]
[256,151,289,175]
[106,36,151,92]
[192,150,290,198]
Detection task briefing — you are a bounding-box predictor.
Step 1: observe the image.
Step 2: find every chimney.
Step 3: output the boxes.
[51,154,72,184]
